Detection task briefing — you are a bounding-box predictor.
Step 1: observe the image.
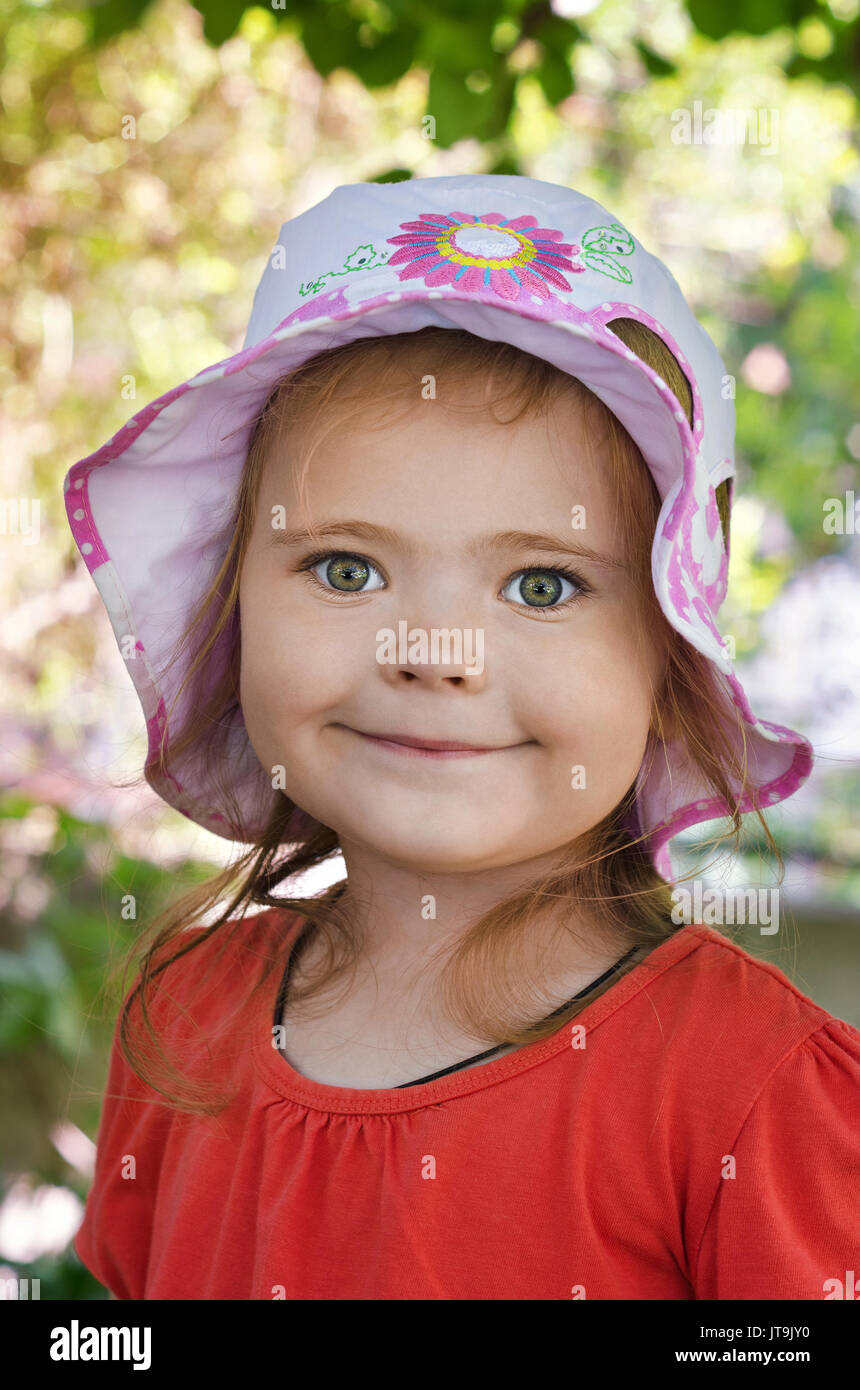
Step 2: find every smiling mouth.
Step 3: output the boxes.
[341,726,530,759]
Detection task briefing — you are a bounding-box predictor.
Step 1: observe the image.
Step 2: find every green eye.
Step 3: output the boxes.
[502,568,584,609]
[514,571,563,606]
[324,556,370,591]
[302,552,385,593]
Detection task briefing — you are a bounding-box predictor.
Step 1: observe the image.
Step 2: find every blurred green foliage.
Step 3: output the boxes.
[0,795,216,1296]
[78,0,860,109]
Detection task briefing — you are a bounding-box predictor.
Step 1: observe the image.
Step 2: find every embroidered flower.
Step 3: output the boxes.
[386,211,583,302]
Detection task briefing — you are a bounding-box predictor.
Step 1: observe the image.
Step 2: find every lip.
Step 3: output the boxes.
[343,726,525,759]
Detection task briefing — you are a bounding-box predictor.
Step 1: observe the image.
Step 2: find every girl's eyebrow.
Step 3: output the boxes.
[268,520,624,570]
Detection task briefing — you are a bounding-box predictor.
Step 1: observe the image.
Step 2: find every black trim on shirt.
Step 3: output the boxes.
[272,930,641,1088]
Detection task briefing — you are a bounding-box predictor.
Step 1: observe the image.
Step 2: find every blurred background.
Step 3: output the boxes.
[1,0,858,1299]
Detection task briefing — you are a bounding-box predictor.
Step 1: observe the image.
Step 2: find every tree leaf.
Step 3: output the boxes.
[88,0,153,48]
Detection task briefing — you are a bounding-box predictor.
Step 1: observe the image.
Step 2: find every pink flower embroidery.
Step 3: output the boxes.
[386,211,583,302]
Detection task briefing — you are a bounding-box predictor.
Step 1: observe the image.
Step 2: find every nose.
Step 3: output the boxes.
[377,620,488,692]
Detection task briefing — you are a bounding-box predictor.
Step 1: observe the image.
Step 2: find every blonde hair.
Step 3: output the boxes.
[106,322,775,1113]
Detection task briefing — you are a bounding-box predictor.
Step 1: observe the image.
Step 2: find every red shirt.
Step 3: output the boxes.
[74,910,860,1300]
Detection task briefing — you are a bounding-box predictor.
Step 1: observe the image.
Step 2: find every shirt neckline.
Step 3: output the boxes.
[251,918,709,1114]
[273,933,642,1090]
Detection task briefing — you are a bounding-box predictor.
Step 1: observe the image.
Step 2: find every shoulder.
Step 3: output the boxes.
[151,904,303,989]
[650,923,854,1045]
[635,923,860,1131]
[122,904,305,1044]
[680,934,860,1298]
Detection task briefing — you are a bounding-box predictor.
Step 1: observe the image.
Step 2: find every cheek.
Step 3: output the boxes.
[524,613,655,754]
[238,573,352,749]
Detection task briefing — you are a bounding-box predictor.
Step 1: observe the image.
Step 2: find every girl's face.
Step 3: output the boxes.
[239,390,666,874]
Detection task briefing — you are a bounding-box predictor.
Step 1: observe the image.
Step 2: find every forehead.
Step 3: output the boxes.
[258,385,615,511]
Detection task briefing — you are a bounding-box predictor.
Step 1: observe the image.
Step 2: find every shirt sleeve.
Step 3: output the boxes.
[692,1017,860,1300]
[73,980,177,1301]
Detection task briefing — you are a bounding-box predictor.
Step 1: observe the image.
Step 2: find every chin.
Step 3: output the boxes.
[338,818,500,870]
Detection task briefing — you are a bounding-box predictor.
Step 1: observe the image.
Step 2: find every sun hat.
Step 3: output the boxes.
[62,173,813,879]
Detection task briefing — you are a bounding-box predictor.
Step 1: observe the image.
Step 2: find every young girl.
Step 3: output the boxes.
[67,175,859,1301]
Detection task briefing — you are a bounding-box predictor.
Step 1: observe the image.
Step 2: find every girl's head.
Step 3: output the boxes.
[171,319,738,885]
